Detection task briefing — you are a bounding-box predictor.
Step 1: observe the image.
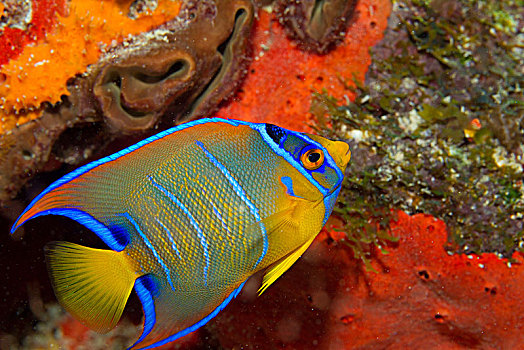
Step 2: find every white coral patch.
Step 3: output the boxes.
[492,146,523,173]
[398,109,424,133]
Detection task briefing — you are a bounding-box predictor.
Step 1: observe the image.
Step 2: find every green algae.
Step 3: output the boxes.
[314,0,523,262]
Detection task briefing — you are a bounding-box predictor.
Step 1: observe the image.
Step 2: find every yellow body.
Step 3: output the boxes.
[12,118,351,349]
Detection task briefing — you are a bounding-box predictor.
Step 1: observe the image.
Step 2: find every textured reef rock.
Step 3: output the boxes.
[212,213,524,349]
[317,0,523,259]
[0,0,256,202]
[84,0,255,133]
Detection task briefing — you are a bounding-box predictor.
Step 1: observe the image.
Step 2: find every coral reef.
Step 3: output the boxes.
[212,213,524,349]
[3,0,522,349]
[314,0,523,259]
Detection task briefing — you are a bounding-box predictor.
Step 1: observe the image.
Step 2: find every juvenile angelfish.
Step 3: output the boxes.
[11,118,350,349]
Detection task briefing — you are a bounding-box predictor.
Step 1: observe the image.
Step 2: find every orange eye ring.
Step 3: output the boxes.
[300,148,324,170]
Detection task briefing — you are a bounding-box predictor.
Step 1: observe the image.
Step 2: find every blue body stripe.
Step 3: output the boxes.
[130,275,157,350]
[13,208,126,251]
[201,187,232,237]
[195,141,268,269]
[136,281,247,350]
[148,176,210,285]
[123,213,176,292]
[200,187,234,238]
[11,118,245,235]
[212,206,233,237]
[155,218,181,258]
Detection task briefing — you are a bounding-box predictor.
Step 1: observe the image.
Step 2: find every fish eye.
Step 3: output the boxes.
[300,148,324,170]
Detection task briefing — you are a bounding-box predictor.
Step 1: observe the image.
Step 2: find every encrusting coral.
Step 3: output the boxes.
[212,212,524,349]
[0,0,182,126]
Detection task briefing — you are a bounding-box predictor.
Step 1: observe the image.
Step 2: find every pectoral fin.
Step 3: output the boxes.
[249,197,321,295]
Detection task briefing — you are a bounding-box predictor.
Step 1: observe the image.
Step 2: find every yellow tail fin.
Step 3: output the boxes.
[45,242,136,333]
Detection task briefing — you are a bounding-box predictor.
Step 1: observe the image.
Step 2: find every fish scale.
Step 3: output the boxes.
[10,118,351,349]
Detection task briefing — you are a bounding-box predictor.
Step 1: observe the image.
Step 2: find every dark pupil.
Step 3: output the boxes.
[308,152,321,163]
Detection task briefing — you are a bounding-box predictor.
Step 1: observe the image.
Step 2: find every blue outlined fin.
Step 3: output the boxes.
[10,118,249,250]
[128,279,246,350]
[129,275,160,349]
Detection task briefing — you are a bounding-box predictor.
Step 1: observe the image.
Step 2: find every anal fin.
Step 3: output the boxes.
[45,241,136,333]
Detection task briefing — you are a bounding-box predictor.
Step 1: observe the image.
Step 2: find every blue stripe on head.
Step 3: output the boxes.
[280,176,305,199]
[323,185,342,226]
[14,208,127,251]
[280,176,295,196]
[195,141,268,270]
[129,274,158,350]
[250,124,330,196]
[136,281,247,350]
[122,212,177,292]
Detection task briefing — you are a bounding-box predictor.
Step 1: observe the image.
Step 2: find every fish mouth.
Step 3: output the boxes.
[331,141,351,168]
[341,147,351,167]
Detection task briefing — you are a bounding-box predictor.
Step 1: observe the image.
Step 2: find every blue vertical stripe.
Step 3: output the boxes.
[201,187,234,238]
[155,218,181,258]
[148,175,210,285]
[122,213,176,291]
[195,141,268,269]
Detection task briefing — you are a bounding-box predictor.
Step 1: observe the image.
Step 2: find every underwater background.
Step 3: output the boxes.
[0,0,522,349]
